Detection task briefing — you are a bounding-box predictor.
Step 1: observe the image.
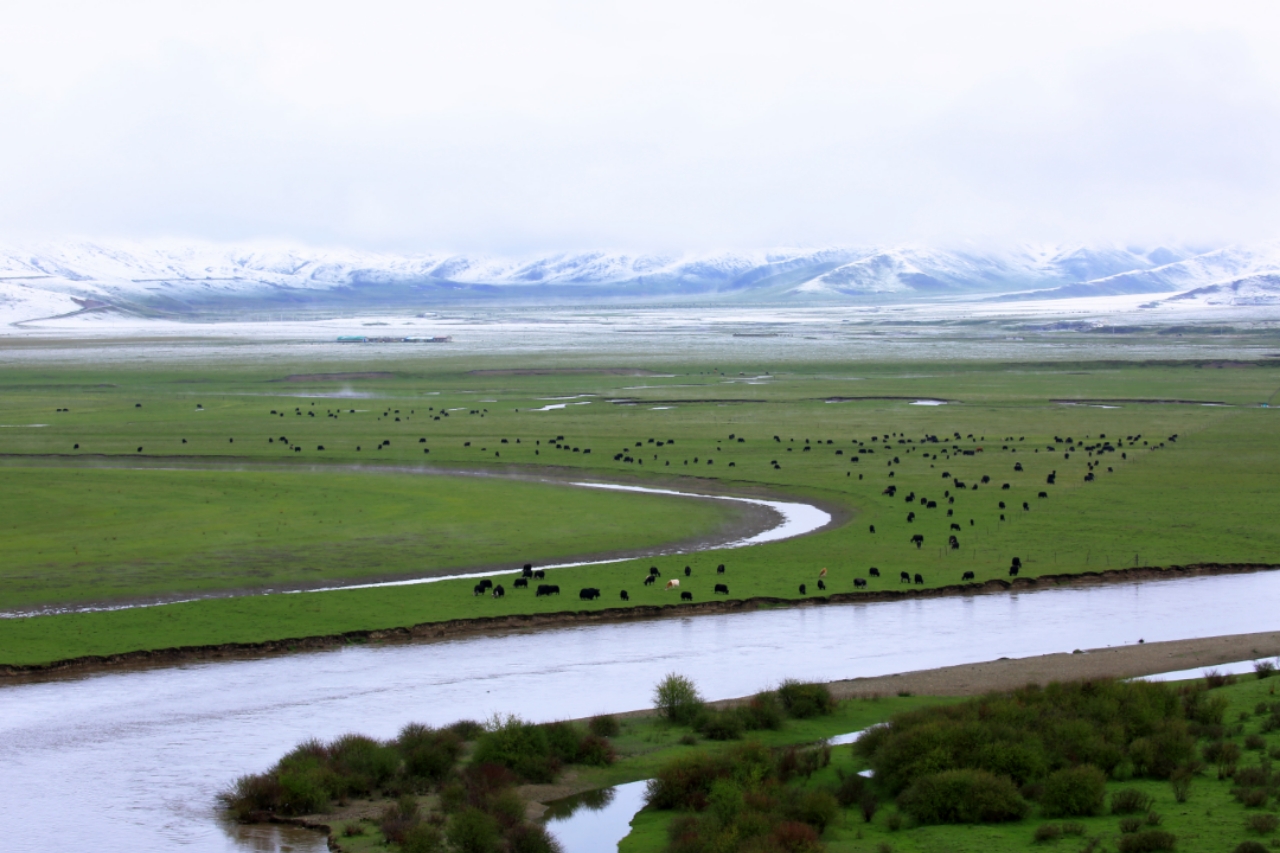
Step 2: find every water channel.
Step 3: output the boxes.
[3,570,1279,852]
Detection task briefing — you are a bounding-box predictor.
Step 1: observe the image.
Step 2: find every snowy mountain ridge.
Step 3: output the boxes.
[2,239,1280,320]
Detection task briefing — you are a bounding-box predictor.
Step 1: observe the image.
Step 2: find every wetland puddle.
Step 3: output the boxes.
[6,570,1280,852]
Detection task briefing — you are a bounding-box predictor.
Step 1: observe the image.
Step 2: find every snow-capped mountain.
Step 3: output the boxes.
[2,239,1279,322]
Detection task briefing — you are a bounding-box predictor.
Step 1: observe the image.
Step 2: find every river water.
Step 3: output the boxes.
[3,570,1279,853]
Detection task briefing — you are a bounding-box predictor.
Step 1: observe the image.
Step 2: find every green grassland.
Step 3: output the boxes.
[0,466,736,610]
[2,356,1279,665]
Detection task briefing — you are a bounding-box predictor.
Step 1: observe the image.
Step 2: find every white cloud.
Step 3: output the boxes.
[0,1,1277,251]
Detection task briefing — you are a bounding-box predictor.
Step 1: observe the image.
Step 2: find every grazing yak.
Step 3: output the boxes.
[579,588,601,601]
[1039,491,1048,498]
[684,566,691,576]
[643,574,656,586]
[513,577,528,589]
[948,535,960,550]
[907,512,916,523]
[869,567,881,577]
[1008,565,1020,577]
[869,525,876,533]
[854,578,867,588]
[681,591,693,601]
[714,583,729,594]
[914,573,924,584]
[1022,502,1030,511]
[950,522,961,531]
[817,579,826,591]
[649,566,661,577]
[665,579,680,590]
[717,563,726,574]
[535,584,561,596]
[522,563,533,577]
[962,571,975,581]
[491,585,505,598]
[534,570,546,579]
[799,583,807,594]
[620,590,630,601]
[900,571,911,583]
[911,534,924,548]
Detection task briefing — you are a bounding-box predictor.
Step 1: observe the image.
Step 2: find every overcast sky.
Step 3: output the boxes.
[1,1,1278,254]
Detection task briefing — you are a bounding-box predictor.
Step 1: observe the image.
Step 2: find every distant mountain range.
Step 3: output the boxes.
[2,240,1279,320]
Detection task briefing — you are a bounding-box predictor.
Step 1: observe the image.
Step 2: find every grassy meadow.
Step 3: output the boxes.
[1,356,1279,665]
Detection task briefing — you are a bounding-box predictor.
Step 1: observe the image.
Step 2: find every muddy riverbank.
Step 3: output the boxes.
[6,560,1276,679]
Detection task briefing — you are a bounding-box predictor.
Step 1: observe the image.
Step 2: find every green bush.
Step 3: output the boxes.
[1246,813,1279,834]
[576,734,616,766]
[447,807,502,853]
[588,714,620,738]
[740,692,785,730]
[835,770,867,806]
[1255,660,1276,679]
[398,724,464,784]
[860,680,1195,797]
[1033,823,1062,842]
[782,788,839,833]
[654,673,705,726]
[1119,816,1144,834]
[776,680,835,718]
[401,822,445,853]
[897,769,1029,824]
[1116,829,1176,852]
[1111,788,1155,815]
[1234,842,1269,853]
[506,823,563,853]
[472,717,558,783]
[698,708,745,741]
[1040,765,1106,817]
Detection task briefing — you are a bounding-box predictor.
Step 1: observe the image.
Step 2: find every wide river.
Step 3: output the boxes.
[4,570,1279,852]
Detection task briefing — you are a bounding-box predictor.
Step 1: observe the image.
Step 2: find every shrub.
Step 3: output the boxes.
[588,714,620,738]
[860,680,1194,796]
[1170,765,1193,803]
[1256,660,1276,680]
[542,721,585,764]
[506,822,563,853]
[886,811,903,831]
[1205,740,1242,766]
[380,795,421,844]
[740,692,785,730]
[401,822,445,853]
[1234,842,1269,853]
[1245,734,1266,751]
[1234,767,1270,787]
[1041,765,1107,817]
[1119,816,1143,834]
[835,770,867,806]
[1235,788,1269,808]
[646,741,774,810]
[1246,813,1279,834]
[447,807,501,853]
[654,673,705,726]
[472,717,558,783]
[1111,788,1155,815]
[448,720,485,740]
[1204,669,1237,688]
[698,709,745,741]
[897,769,1029,824]
[776,680,835,718]
[1034,823,1063,842]
[859,790,880,823]
[398,724,464,784]
[1117,830,1176,852]
[576,734,616,766]
[1146,811,1163,826]
[782,788,839,833]
[1062,821,1087,836]
[770,821,823,852]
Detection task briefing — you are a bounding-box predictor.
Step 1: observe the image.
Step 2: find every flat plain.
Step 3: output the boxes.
[2,353,1279,666]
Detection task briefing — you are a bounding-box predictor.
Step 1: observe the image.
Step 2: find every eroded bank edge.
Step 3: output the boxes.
[5,561,1278,679]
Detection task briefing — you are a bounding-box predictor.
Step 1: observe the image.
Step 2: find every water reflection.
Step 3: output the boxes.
[544,780,649,853]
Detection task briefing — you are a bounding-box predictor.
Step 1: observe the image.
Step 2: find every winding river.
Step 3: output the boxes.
[4,570,1280,852]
